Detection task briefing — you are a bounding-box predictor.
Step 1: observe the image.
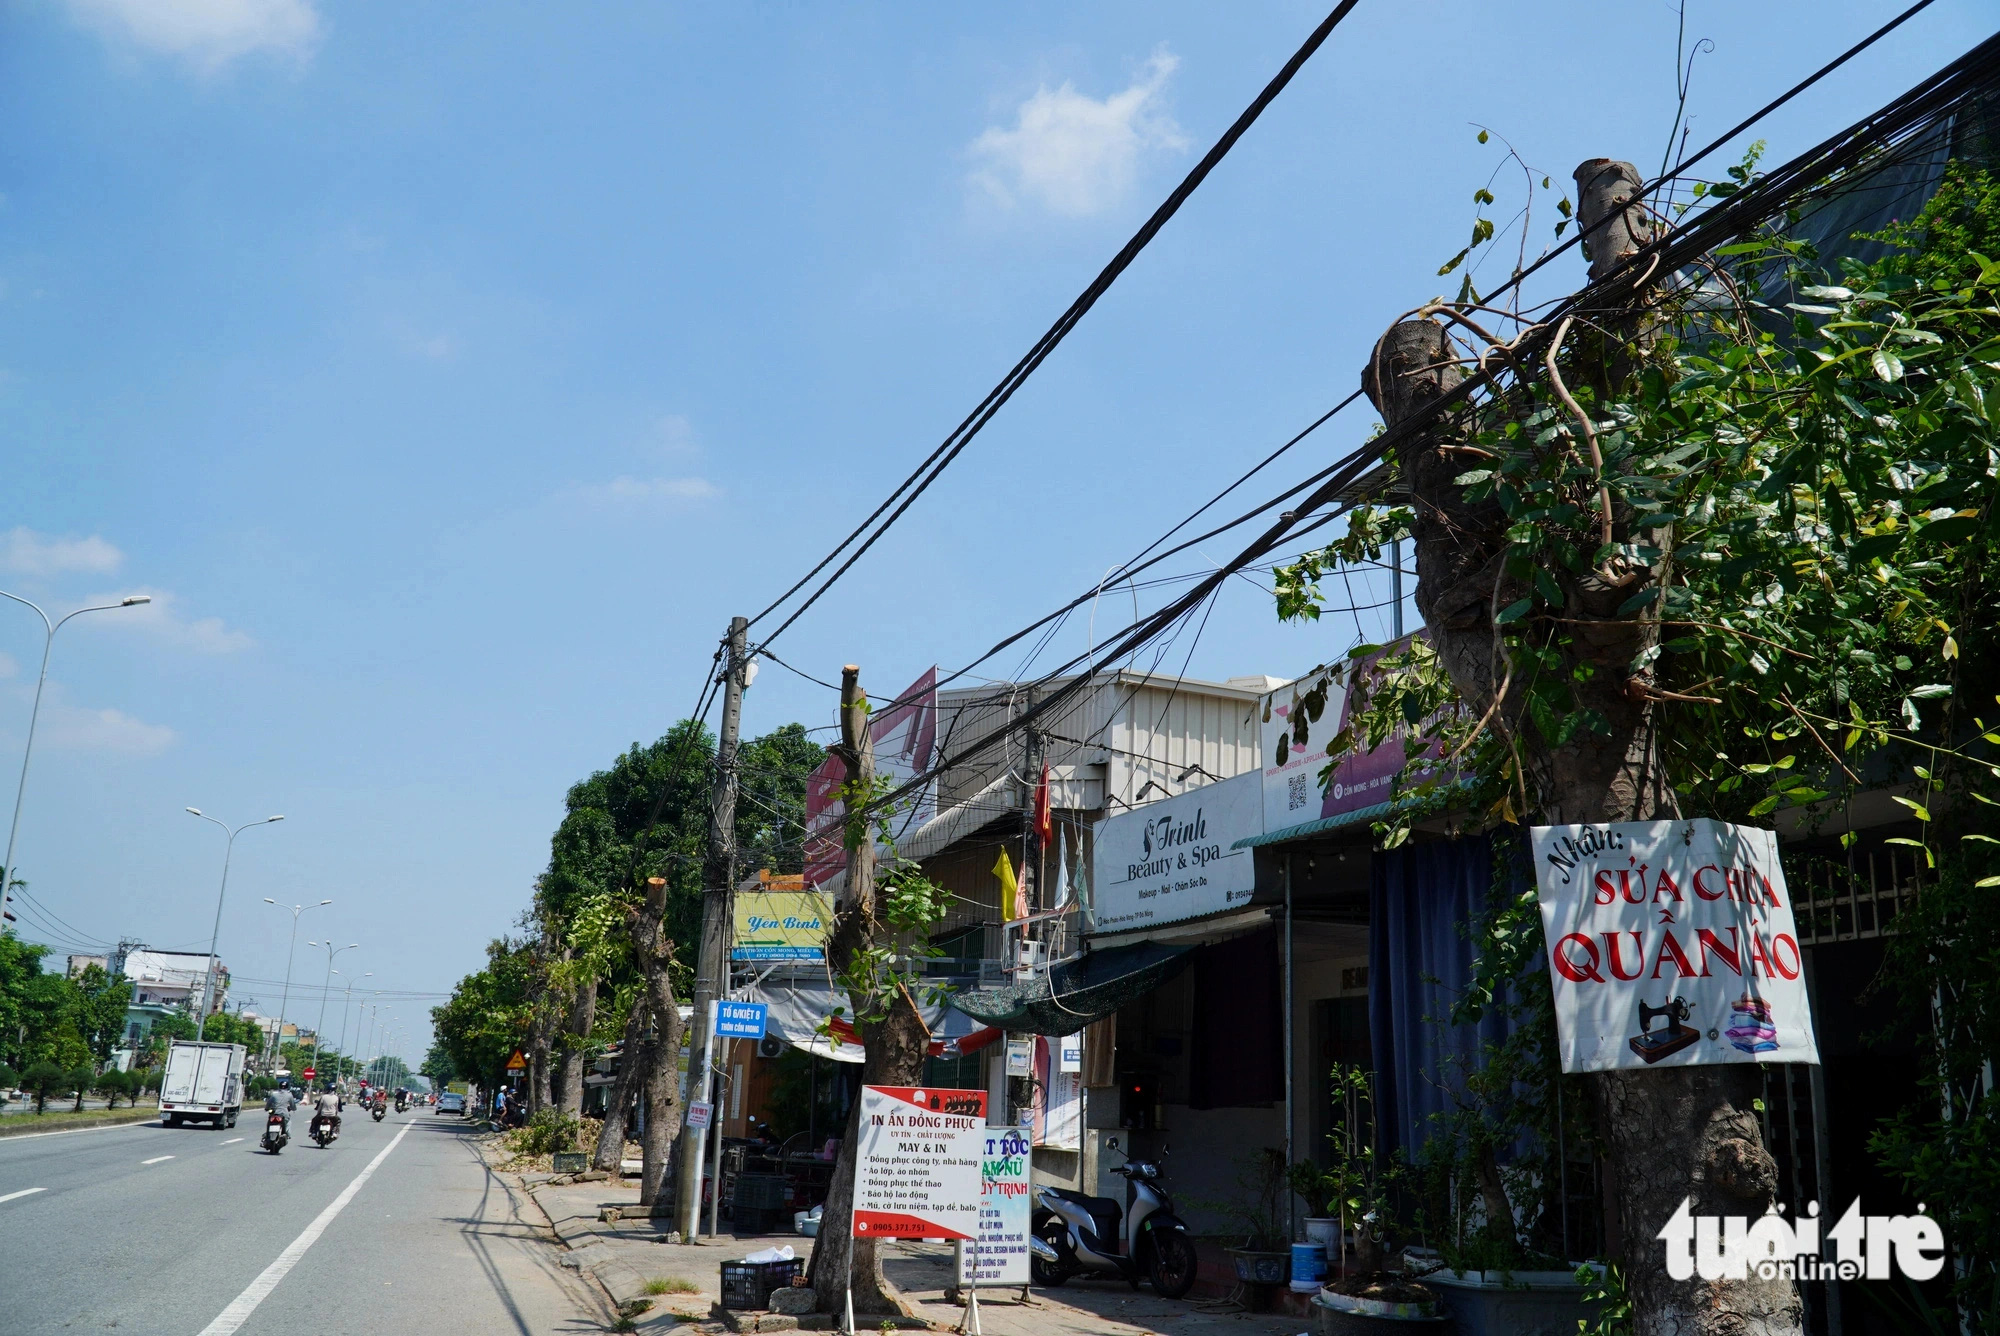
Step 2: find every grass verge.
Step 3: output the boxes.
[643,1277,701,1296]
[0,1106,161,1138]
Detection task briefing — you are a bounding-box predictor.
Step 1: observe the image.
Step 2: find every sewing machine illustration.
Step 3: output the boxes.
[1628,996,1700,1063]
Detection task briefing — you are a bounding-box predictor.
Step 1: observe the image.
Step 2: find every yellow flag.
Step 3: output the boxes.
[994,848,1026,921]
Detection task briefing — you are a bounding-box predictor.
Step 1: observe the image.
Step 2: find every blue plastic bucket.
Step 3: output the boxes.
[1291,1241,1328,1285]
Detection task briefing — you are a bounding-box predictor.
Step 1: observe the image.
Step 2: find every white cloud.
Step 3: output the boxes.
[65,0,321,73]
[2,528,124,578]
[652,415,698,458]
[969,49,1188,218]
[562,476,720,508]
[39,704,176,755]
[91,589,255,655]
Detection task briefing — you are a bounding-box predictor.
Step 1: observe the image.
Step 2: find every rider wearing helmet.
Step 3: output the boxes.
[313,1085,343,1137]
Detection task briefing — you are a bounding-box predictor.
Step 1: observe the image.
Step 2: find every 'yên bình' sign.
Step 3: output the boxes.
[854,1085,985,1241]
[1531,819,1820,1074]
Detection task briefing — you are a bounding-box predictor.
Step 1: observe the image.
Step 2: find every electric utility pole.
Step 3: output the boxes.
[678,615,748,1239]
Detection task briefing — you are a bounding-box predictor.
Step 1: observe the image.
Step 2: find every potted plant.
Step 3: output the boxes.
[1221,1147,1293,1285]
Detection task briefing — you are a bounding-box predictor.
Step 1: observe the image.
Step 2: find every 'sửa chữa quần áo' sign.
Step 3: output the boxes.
[1531,818,1819,1074]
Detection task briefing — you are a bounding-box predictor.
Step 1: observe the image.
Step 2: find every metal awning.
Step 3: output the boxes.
[1231,799,1397,849]
[952,941,1192,1036]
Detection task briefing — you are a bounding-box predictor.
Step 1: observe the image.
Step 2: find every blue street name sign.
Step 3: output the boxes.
[716,1001,768,1040]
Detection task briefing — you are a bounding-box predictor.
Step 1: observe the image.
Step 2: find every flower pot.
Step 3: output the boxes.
[1227,1248,1290,1286]
[1303,1217,1341,1249]
[1427,1266,1599,1336]
[1311,1286,1448,1336]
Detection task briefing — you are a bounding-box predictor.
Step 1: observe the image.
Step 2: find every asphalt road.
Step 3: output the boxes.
[0,1105,611,1334]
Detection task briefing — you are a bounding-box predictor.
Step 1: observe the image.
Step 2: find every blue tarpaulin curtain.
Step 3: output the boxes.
[1367,834,1521,1159]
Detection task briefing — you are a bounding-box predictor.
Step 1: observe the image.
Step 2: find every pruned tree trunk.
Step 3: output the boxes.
[556,978,597,1119]
[809,666,931,1317]
[592,986,648,1173]
[593,877,683,1179]
[1361,160,1799,1336]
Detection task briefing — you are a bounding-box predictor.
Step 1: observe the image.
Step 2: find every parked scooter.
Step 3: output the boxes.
[261,1108,290,1155]
[1030,1145,1198,1298]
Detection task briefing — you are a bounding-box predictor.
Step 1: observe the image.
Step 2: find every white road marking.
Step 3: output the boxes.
[0,1187,47,1204]
[141,1155,175,1165]
[221,1138,244,1145]
[196,1119,414,1336]
[0,1120,157,1144]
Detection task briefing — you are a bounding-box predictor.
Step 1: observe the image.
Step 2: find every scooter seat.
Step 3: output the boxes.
[1043,1188,1123,1237]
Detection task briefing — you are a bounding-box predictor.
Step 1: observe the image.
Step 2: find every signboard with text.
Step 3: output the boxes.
[1261,634,1435,835]
[1532,819,1820,1073]
[854,1085,986,1241]
[715,1001,768,1039]
[1091,770,1260,932]
[732,889,831,962]
[957,1127,1031,1286]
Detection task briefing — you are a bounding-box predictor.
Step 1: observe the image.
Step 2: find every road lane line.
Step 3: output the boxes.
[141,1154,175,1165]
[196,1119,414,1336]
[0,1120,158,1144]
[0,1187,47,1204]
[221,1138,244,1145]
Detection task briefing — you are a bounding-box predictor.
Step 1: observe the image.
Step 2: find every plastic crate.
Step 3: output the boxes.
[721,1257,806,1310]
[732,1172,791,1211]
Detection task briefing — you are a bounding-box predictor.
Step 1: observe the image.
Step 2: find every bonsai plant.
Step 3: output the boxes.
[1220,1147,1294,1284]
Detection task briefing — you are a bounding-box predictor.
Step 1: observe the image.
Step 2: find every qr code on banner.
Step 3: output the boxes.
[1288,774,1309,811]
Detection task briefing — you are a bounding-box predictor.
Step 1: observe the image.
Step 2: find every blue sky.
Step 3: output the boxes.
[0,0,1986,1060]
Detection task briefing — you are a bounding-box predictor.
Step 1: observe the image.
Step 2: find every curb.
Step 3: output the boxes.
[525,1177,678,1321]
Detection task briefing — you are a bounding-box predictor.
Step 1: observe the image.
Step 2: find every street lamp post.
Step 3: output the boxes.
[307,940,358,1075]
[185,809,284,1041]
[337,971,371,1081]
[263,899,331,1072]
[0,591,150,931]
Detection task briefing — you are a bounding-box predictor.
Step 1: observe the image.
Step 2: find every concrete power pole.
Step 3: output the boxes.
[678,615,748,1240]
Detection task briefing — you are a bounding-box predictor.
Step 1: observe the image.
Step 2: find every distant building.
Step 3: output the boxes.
[123,949,226,1014]
[66,953,108,978]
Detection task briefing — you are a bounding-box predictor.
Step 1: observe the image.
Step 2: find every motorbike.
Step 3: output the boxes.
[310,1112,338,1148]
[394,1093,408,1113]
[371,1100,386,1123]
[261,1109,289,1155]
[1030,1148,1198,1299]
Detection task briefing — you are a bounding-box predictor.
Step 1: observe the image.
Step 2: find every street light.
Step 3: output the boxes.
[263,898,331,1072]
[185,809,284,1041]
[306,940,358,1071]
[0,591,150,931]
[337,971,371,1080]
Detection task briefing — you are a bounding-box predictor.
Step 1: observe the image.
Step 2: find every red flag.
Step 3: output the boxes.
[1034,762,1052,846]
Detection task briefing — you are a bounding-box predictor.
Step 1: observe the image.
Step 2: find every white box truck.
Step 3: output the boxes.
[159,1040,247,1128]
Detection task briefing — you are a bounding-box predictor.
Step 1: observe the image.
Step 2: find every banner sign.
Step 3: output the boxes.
[957,1127,1032,1286]
[1261,633,1437,834]
[1091,770,1260,932]
[855,1085,986,1241]
[715,1001,768,1040]
[732,888,831,962]
[803,668,939,888]
[1531,819,1820,1073]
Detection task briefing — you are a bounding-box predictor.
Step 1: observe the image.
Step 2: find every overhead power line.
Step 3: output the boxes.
[846,17,1999,829]
[745,0,1367,655]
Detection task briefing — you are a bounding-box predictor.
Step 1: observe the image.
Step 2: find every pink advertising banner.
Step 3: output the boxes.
[802,667,939,887]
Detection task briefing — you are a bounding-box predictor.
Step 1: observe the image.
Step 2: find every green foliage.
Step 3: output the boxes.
[1574,1262,1631,1336]
[508,1106,583,1157]
[431,936,538,1093]
[18,1059,70,1114]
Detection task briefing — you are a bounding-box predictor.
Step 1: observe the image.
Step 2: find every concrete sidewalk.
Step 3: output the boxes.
[513,1165,1311,1336]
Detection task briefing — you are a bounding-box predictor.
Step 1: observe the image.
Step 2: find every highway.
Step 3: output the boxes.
[0,1106,609,1334]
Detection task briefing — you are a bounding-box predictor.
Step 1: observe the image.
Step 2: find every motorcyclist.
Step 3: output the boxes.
[312,1086,342,1139]
[263,1088,291,1132]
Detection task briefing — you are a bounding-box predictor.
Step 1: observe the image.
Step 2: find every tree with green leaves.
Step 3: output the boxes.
[1278,146,1999,1328]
